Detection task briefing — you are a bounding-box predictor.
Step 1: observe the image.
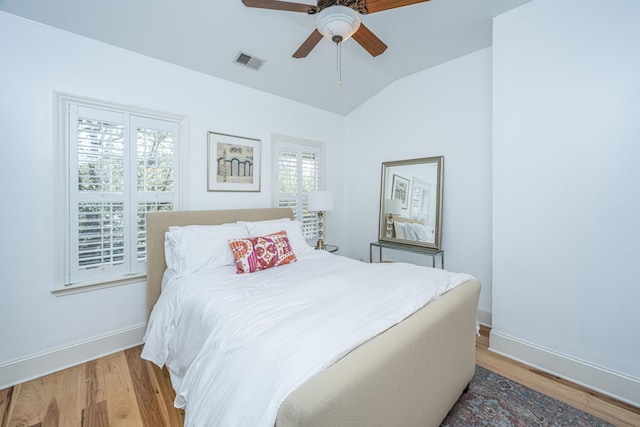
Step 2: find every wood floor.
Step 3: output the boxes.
[1,326,639,426]
[0,346,184,427]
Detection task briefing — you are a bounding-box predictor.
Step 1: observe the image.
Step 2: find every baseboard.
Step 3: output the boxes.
[0,323,146,390]
[477,307,492,327]
[490,330,640,408]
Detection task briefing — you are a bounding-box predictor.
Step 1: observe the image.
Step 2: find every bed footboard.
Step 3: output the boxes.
[276,279,481,427]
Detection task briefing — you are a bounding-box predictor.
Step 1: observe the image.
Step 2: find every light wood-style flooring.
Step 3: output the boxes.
[1,326,639,426]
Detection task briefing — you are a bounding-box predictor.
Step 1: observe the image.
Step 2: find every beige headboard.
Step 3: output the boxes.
[146,208,295,319]
[392,216,423,225]
[388,216,423,238]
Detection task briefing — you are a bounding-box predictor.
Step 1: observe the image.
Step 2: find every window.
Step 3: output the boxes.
[410,178,431,223]
[56,95,182,291]
[272,135,325,239]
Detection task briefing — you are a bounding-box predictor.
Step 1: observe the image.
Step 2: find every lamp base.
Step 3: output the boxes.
[315,239,326,250]
[386,214,394,238]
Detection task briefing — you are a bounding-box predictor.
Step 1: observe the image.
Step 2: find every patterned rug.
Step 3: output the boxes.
[441,365,613,426]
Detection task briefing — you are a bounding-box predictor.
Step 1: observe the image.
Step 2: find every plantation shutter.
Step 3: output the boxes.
[69,106,128,283]
[410,179,431,224]
[132,116,178,271]
[67,104,179,286]
[274,138,323,239]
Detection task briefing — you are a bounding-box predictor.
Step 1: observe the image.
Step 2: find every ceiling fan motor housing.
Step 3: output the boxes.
[315,5,361,43]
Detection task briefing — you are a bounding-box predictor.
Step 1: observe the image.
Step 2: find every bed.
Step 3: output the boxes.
[142,208,481,427]
[392,216,435,243]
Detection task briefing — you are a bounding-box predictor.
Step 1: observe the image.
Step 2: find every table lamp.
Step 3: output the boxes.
[308,190,334,250]
[384,198,402,238]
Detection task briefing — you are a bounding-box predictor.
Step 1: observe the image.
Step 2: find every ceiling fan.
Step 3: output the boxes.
[242,0,430,59]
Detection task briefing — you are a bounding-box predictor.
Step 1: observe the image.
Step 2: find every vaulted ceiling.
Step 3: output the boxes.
[0,0,531,115]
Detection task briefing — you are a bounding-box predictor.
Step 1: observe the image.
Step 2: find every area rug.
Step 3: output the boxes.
[441,365,613,426]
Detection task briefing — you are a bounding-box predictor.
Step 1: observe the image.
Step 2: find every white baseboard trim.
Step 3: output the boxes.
[0,323,146,390]
[477,307,492,327]
[490,330,640,408]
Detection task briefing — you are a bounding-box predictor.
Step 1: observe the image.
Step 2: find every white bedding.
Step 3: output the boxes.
[142,250,473,426]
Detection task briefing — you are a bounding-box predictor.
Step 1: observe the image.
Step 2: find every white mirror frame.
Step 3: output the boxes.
[378,156,444,250]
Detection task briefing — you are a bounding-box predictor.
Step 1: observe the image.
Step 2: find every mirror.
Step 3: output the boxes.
[378,156,443,250]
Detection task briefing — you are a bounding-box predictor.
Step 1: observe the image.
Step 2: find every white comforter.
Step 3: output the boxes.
[141,250,473,427]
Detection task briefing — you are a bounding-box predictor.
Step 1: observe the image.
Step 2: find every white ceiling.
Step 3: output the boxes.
[0,0,531,115]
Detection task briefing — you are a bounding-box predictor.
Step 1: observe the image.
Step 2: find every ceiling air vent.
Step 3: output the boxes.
[234,51,265,71]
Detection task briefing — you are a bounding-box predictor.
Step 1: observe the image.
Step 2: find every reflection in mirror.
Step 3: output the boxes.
[378,157,443,250]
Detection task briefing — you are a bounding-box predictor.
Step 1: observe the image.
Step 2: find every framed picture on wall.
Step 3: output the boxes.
[392,174,410,209]
[207,132,261,192]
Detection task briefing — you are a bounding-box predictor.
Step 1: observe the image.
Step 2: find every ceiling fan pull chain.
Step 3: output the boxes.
[338,41,343,85]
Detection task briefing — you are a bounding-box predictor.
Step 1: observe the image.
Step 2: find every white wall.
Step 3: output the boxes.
[492,0,640,405]
[7,1,638,406]
[0,11,346,387]
[345,48,493,319]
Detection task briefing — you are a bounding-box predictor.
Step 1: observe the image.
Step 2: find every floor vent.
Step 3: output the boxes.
[233,51,265,71]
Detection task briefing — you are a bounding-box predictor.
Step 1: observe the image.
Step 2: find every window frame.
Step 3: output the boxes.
[53,92,189,295]
[271,134,326,240]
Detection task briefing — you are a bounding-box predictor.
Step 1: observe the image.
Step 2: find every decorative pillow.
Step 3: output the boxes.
[241,220,313,254]
[164,223,250,274]
[393,221,406,239]
[229,231,297,274]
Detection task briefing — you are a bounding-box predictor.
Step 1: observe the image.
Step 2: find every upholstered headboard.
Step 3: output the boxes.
[392,216,423,225]
[145,208,295,319]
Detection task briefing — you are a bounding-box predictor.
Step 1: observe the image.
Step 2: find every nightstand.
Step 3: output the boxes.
[322,245,338,253]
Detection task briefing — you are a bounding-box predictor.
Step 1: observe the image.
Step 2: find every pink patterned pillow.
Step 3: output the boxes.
[229,230,297,274]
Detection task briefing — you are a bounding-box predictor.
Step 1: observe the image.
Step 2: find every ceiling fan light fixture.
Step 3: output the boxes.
[315,5,361,44]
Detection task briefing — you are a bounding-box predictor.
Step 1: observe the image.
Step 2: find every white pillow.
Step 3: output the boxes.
[394,221,406,239]
[164,236,185,275]
[404,223,418,241]
[164,223,250,274]
[242,220,313,254]
[412,223,430,241]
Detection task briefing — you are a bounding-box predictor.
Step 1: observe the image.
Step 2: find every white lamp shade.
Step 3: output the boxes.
[315,5,361,43]
[384,198,402,215]
[308,190,334,211]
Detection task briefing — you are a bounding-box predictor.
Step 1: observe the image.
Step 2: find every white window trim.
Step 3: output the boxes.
[52,92,190,295]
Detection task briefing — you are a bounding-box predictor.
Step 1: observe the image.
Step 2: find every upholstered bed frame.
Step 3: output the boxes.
[146,208,481,427]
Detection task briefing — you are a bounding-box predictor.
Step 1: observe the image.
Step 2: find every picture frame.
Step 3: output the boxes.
[391,174,410,209]
[207,132,261,192]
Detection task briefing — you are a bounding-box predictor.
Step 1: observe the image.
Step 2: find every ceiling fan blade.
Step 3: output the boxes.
[293,30,323,58]
[362,0,429,14]
[352,24,388,57]
[242,0,317,13]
